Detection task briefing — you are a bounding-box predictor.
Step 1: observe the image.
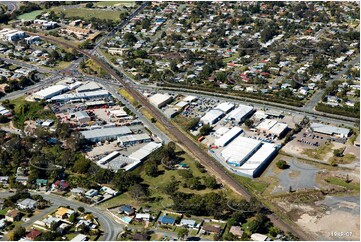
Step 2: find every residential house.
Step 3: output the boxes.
[55,207,75,219]
[15,176,28,185]
[251,233,269,241]
[180,219,196,228]
[119,205,135,216]
[52,180,70,191]
[36,179,48,187]
[17,198,38,210]
[5,209,21,222]
[0,176,9,185]
[26,229,42,241]
[70,233,88,241]
[229,226,244,238]
[42,216,61,228]
[85,189,98,198]
[133,233,148,241]
[202,224,223,235]
[71,188,86,196]
[157,215,175,225]
[0,218,5,229]
[135,213,150,222]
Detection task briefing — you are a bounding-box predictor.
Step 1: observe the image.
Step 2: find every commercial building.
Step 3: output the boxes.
[76,81,102,93]
[117,133,152,146]
[214,127,230,138]
[225,104,254,123]
[50,90,110,103]
[310,123,350,138]
[128,142,162,161]
[97,151,120,165]
[200,109,224,125]
[269,122,288,137]
[74,111,91,123]
[149,93,173,108]
[183,95,197,102]
[175,101,189,109]
[24,36,40,45]
[256,119,278,132]
[214,126,243,147]
[215,102,235,113]
[80,126,132,142]
[164,108,178,119]
[33,85,69,100]
[238,142,278,177]
[221,137,262,166]
[256,119,288,137]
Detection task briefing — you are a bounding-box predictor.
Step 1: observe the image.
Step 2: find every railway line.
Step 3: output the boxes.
[29,32,315,240]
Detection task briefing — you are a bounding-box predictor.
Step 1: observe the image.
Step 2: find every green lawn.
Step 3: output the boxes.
[231,174,269,194]
[99,149,233,210]
[94,1,135,7]
[302,142,334,160]
[17,10,43,20]
[53,8,124,20]
[325,177,360,192]
[0,208,9,215]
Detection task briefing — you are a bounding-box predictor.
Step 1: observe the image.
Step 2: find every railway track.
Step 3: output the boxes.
[32,33,315,240]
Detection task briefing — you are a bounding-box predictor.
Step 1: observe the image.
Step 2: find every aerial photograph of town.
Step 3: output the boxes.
[0,0,359,241]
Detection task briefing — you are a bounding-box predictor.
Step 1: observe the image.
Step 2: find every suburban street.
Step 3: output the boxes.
[0,191,123,241]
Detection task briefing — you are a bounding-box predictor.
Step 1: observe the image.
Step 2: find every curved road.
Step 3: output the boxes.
[31,33,316,241]
[0,191,122,241]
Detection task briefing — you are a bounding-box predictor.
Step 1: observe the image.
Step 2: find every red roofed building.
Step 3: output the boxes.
[52,180,70,191]
[260,72,270,76]
[26,229,42,241]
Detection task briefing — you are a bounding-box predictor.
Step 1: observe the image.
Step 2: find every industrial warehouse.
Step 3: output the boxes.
[211,136,280,178]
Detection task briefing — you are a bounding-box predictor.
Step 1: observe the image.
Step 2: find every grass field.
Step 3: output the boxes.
[17,10,43,20]
[119,88,139,106]
[328,153,356,165]
[302,142,334,160]
[99,148,236,210]
[53,8,124,20]
[325,177,360,192]
[0,208,9,215]
[94,1,135,7]
[231,174,269,194]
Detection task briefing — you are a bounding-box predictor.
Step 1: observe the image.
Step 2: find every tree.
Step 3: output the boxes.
[276,160,289,169]
[0,114,9,123]
[177,227,189,240]
[186,177,202,190]
[78,207,85,213]
[244,119,254,127]
[333,148,343,157]
[85,2,93,8]
[69,213,76,223]
[129,184,147,201]
[144,161,158,177]
[199,124,212,136]
[73,156,91,173]
[13,226,26,240]
[7,231,15,241]
[150,117,157,123]
[203,176,218,189]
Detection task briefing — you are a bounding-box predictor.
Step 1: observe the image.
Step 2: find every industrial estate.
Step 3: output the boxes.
[0,1,359,242]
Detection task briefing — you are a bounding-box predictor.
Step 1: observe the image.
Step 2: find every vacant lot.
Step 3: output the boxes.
[17,10,43,20]
[94,1,135,7]
[53,8,124,20]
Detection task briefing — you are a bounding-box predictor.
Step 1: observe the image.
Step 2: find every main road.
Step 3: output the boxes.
[31,32,315,240]
[0,191,122,241]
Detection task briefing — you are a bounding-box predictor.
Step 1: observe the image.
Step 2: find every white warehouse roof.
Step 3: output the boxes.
[81,126,131,141]
[215,102,235,113]
[149,93,173,108]
[225,104,254,122]
[269,122,288,136]
[51,90,109,102]
[221,137,261,166]
[128,142,162,161]
[215,126,243,147]
[200,109,224,125]
[33,85,69,99]
[238,142,277,177]
[117,133,151,144]
[256,119,278,131]
[183,95,197,102]
[310,123,350,137]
